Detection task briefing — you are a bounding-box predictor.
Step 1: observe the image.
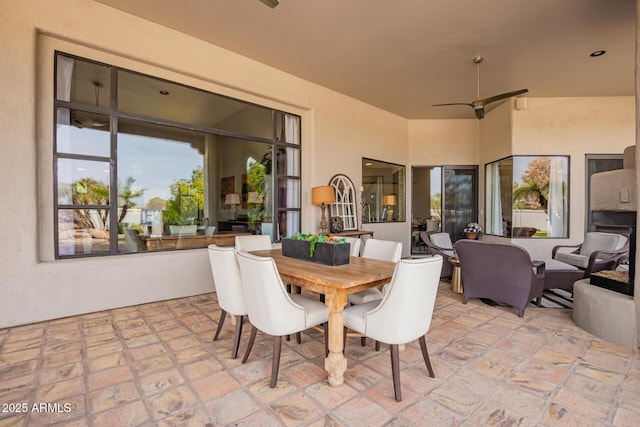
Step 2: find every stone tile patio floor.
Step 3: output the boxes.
[0,283,639,426]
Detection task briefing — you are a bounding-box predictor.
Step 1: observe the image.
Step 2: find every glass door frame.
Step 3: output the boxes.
[442,165,478,243]
[411,165,478,254]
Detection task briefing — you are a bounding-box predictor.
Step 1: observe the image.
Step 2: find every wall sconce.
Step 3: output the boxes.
[225,193,241,220]
[312,186,336,235]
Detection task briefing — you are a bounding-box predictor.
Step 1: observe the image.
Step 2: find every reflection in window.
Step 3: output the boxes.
[54,52,301,258]
[485,156,569,238]
[361,158,406,223]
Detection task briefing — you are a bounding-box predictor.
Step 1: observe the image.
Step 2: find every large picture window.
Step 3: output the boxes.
[485,156,569,238]
[54,52,301,258]
[361,158,406,223]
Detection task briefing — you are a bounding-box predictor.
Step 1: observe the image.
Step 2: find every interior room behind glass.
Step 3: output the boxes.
[54,53,301,258]
[361,158,405,223]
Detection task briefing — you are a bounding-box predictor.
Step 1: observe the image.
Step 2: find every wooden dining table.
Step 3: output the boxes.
[250,249,396,386]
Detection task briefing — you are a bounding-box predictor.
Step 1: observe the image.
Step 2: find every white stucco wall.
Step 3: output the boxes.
[408,119,479,166]
[510,96,635,259]
[0,0,408,328]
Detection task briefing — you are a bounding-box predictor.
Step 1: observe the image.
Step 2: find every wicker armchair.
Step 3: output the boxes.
[552,232,629,277]
[420,231,455,279]
[455,240,545,317]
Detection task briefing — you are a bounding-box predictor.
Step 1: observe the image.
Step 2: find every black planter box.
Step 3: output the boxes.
[282,239,350,266]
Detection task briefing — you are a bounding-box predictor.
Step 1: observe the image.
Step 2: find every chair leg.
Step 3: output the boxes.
[418,335,435,378]
[231,315,243,359]
[286,332,301,343]
[213,310,226,341]
[270,336,283,388]
[361,337,367,347]
[242,325,258,363]
[390,344,402,402]
[375,341,381,351]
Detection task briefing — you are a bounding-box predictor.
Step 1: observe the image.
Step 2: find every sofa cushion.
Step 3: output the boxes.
[429,233,455,257]
[554,252,590,268]
[540,258,581,272]
[580,232,627,257]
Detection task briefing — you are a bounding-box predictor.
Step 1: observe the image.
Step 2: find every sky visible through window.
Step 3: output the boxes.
[65,124,202,208]
[118,134,202,207]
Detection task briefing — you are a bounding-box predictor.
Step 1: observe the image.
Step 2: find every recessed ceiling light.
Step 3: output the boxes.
[590,50,606,57]
[365,162,373,166]
[159,90,170,95]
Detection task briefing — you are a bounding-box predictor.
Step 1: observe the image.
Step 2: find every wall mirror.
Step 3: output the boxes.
[328,174,357,231]
[362,158,406,223]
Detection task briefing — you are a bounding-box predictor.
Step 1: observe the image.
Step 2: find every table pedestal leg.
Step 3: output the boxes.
[449,258,463,294]
[324,291,347,386]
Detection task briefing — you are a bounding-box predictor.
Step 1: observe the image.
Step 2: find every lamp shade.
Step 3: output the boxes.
[247,191,263,204]
[382,195,397,206]
[224,193,241,205]
[311,186,336,205]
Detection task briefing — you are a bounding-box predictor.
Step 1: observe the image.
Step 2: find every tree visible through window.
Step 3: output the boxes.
[486,156,569,238]
[54,52,301,258]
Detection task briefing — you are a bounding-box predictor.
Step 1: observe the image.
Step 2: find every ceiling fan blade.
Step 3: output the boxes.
[432,102,474,107]
[475,89,528,107]
[259,0,279,8]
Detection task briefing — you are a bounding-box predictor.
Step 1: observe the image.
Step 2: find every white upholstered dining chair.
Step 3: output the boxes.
[341,236,362,257]
[236,233,302,343]
[347,238,402,305]
[236,251,329,388]
[343,255,442,401]
[235,234,272,252]
[207,245,248,359]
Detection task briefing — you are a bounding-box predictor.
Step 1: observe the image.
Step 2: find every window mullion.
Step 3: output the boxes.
[109,68,119,254]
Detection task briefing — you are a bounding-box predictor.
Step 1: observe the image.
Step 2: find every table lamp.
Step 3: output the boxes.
[225,193,241,220]
[382,194,397,221]
[247,191,263,204]
[312,186,336,235]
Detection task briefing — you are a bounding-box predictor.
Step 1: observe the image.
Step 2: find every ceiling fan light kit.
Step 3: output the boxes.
[433,56,528,119]
[74,81,108,128]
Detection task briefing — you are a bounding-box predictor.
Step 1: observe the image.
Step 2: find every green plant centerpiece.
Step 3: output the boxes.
[282,233,350,266]
[290,233,346,256]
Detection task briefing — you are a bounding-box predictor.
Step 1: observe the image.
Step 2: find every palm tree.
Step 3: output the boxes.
[118,177,144,225]
[72,178,109,229]
[513,181,547,210]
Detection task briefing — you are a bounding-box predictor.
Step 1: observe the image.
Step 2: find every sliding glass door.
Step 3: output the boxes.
[443,167,478,242]
[411,165,477,254]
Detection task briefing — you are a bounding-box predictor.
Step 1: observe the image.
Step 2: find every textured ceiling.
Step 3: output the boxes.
[95,0,636,119]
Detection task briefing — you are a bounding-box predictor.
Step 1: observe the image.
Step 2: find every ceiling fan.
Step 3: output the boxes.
[73,81,107,128]
[432,56,528,119]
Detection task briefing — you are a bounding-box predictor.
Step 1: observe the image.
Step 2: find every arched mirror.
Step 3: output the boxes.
[328,174,358,232]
